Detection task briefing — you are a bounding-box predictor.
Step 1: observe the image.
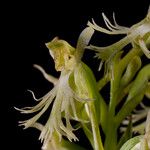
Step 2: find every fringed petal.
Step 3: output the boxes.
[88,15,129,35]
[88,10,150,67]
[19,96,54,129]
[36,72,87,148]
[15,88,57,114]
[87,20,115,35]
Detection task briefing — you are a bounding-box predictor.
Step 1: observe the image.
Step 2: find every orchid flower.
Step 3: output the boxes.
[16,26,105,150]
[87,7,150,72]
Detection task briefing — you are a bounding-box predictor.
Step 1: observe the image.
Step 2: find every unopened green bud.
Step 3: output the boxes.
[121,56,141,87]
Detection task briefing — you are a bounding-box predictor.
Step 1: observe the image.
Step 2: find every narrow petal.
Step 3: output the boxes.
[112,12,130,32]
[139,39,150,59]
[19,97,53,129]
[34,64,58,85]
[102,13,119,31]
[27,90,40,101]
[32,122,44,131]
[89,17,128,35]
[16,88,57,114]
[87,20,115,35]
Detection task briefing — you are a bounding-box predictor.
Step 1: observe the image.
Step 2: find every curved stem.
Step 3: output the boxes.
[97,75,109,91]
[88,101,104,150]
[104,78,118,150]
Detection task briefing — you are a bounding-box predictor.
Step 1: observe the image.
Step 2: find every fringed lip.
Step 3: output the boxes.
[16,68,92,149]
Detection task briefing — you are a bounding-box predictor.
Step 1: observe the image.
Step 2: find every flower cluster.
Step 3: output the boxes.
[16,7,150,150]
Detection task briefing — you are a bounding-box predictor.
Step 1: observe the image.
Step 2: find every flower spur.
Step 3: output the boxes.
[16,27,95,149]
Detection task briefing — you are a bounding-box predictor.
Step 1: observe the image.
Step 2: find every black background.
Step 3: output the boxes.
[4,0,150,150]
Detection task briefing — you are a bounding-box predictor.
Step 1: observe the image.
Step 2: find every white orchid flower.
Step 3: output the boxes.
[16,27,95,149]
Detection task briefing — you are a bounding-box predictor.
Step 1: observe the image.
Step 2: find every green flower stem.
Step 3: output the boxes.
[104,120,117,150]
[104,78,119,150]
[88,101,104,150]
[117,83,133,105]
[104,55,121,150]
[97,75,110,91]
[104,47,142,150]
[118,48,142,77]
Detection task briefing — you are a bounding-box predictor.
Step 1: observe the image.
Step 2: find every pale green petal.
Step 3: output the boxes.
[33,64,58,85]
[76,26,94,60]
